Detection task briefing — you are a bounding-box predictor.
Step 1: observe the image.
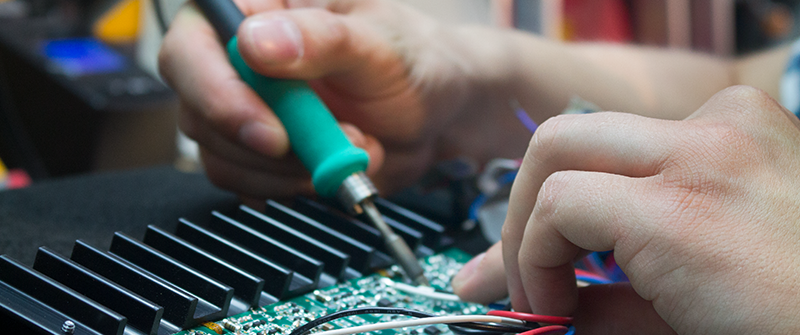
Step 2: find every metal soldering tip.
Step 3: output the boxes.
[362,200,429,286]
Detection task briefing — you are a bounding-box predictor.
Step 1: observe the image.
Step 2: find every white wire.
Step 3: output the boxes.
[312,315,526,335]
[380,278,461,301]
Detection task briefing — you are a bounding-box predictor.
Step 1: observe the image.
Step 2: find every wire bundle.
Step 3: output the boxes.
[575,251,627,284]
[289,307,574,335]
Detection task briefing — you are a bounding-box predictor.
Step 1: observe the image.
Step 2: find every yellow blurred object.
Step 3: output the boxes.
[0,157,7,179]
[93,0,142,44]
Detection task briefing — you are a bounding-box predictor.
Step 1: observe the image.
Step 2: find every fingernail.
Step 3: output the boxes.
[452,252,485,291]
[239,122,287,156]
[244,16,303,64]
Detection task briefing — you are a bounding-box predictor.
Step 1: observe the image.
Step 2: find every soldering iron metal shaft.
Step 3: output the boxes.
[338,173,429,286]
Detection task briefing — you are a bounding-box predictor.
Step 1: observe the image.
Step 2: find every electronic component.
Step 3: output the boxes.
[175,249,484,335]
[424,325,442,335]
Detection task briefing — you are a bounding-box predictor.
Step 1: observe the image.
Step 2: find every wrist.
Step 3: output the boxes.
[433,25,531,164]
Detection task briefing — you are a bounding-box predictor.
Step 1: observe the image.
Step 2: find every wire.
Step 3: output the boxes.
[380,278,462,301]
[564,326,576,335]
[447,323,530,335]
[486,311,573,325]
[310,315,527,335]
[511,99,538,133]
[289,307,431,335]
[517,325,570,335]
[575,275,613,285]
[152,0,169,34]
[288,307,532,335]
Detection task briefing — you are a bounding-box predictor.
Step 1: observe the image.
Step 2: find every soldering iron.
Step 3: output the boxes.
[193,0,429,286]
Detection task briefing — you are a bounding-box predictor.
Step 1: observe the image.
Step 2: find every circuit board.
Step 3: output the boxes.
[178,249,487,335]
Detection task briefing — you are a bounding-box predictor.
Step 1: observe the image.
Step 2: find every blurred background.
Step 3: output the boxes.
[2,0,799,191]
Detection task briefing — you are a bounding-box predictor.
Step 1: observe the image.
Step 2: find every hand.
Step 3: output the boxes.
[158,0,485,200]
[452,86,800,334]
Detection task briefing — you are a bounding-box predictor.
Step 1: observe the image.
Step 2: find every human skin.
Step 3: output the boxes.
[159,0,775,201]
[159,0,800,333]
[452,86,800,334]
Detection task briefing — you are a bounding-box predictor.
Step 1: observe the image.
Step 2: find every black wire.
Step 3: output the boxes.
[448,324,517,335]
[289,307,433,335]
[448,322,533,334]
[288,307,535,335]
[152,0,168,34]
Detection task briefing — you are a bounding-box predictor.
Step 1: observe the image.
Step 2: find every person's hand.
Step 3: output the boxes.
[452,86,800,334]
[158,0,496,201]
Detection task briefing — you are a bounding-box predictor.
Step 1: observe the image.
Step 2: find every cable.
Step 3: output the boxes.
[152,0,169,34]
[380,278,462,301]
[310,315,527,335]
[511,99,538,133]
[289,307,432,335]
[289,307,533,335]
[574,269,613,285]
[575,274,613,285]
[517,325,570,335]
[448,323,524,335]
[486,311,573,325]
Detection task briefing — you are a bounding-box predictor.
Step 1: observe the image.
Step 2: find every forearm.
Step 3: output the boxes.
[506,34,737,121]
[435,25,794,164]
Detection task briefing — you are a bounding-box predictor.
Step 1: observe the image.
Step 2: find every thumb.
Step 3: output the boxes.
[236,8,384,80]
[451,242,509,304]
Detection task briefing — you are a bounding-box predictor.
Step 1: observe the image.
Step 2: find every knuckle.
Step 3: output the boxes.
[527,114,577,165]
[300,8,350,56]
[713,85,782,119]
[533,171,572,223]
[717,85,772,102]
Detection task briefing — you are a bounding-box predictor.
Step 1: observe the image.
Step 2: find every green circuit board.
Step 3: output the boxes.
[178,249,486,335]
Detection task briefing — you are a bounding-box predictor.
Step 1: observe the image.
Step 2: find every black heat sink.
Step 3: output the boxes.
[0,197,447,335]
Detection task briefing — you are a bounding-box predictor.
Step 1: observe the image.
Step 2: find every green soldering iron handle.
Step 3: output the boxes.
[226,37,370,198]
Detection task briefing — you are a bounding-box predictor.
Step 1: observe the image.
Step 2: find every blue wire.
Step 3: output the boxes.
[564,326,576,335]
[515,108,539,133]
[468,171,518,221]
[497,170,518,185]
[575,275,613,285]
[588,252,606,276]
[467,193,488,221]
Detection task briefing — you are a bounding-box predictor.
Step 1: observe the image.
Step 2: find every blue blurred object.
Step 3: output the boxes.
[42,37,127,76]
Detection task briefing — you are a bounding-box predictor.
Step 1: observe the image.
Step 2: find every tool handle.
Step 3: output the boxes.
[227,38,369,197]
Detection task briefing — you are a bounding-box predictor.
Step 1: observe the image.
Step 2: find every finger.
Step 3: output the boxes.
[517,170,658,316]
[451,241,508,304]
[502,112,678,312]
[230,0,285,16]
[200,148,315,199]
[284,0,364,12]
[339,123,385,178]
[236,8,401,82]
[160,6,290,158]
[179,106,309,176]
[574,283,675,335]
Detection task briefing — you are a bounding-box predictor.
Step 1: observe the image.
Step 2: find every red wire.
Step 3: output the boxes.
[486,310,573,325]
[574,268,607,279]
[516,325,570,335]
